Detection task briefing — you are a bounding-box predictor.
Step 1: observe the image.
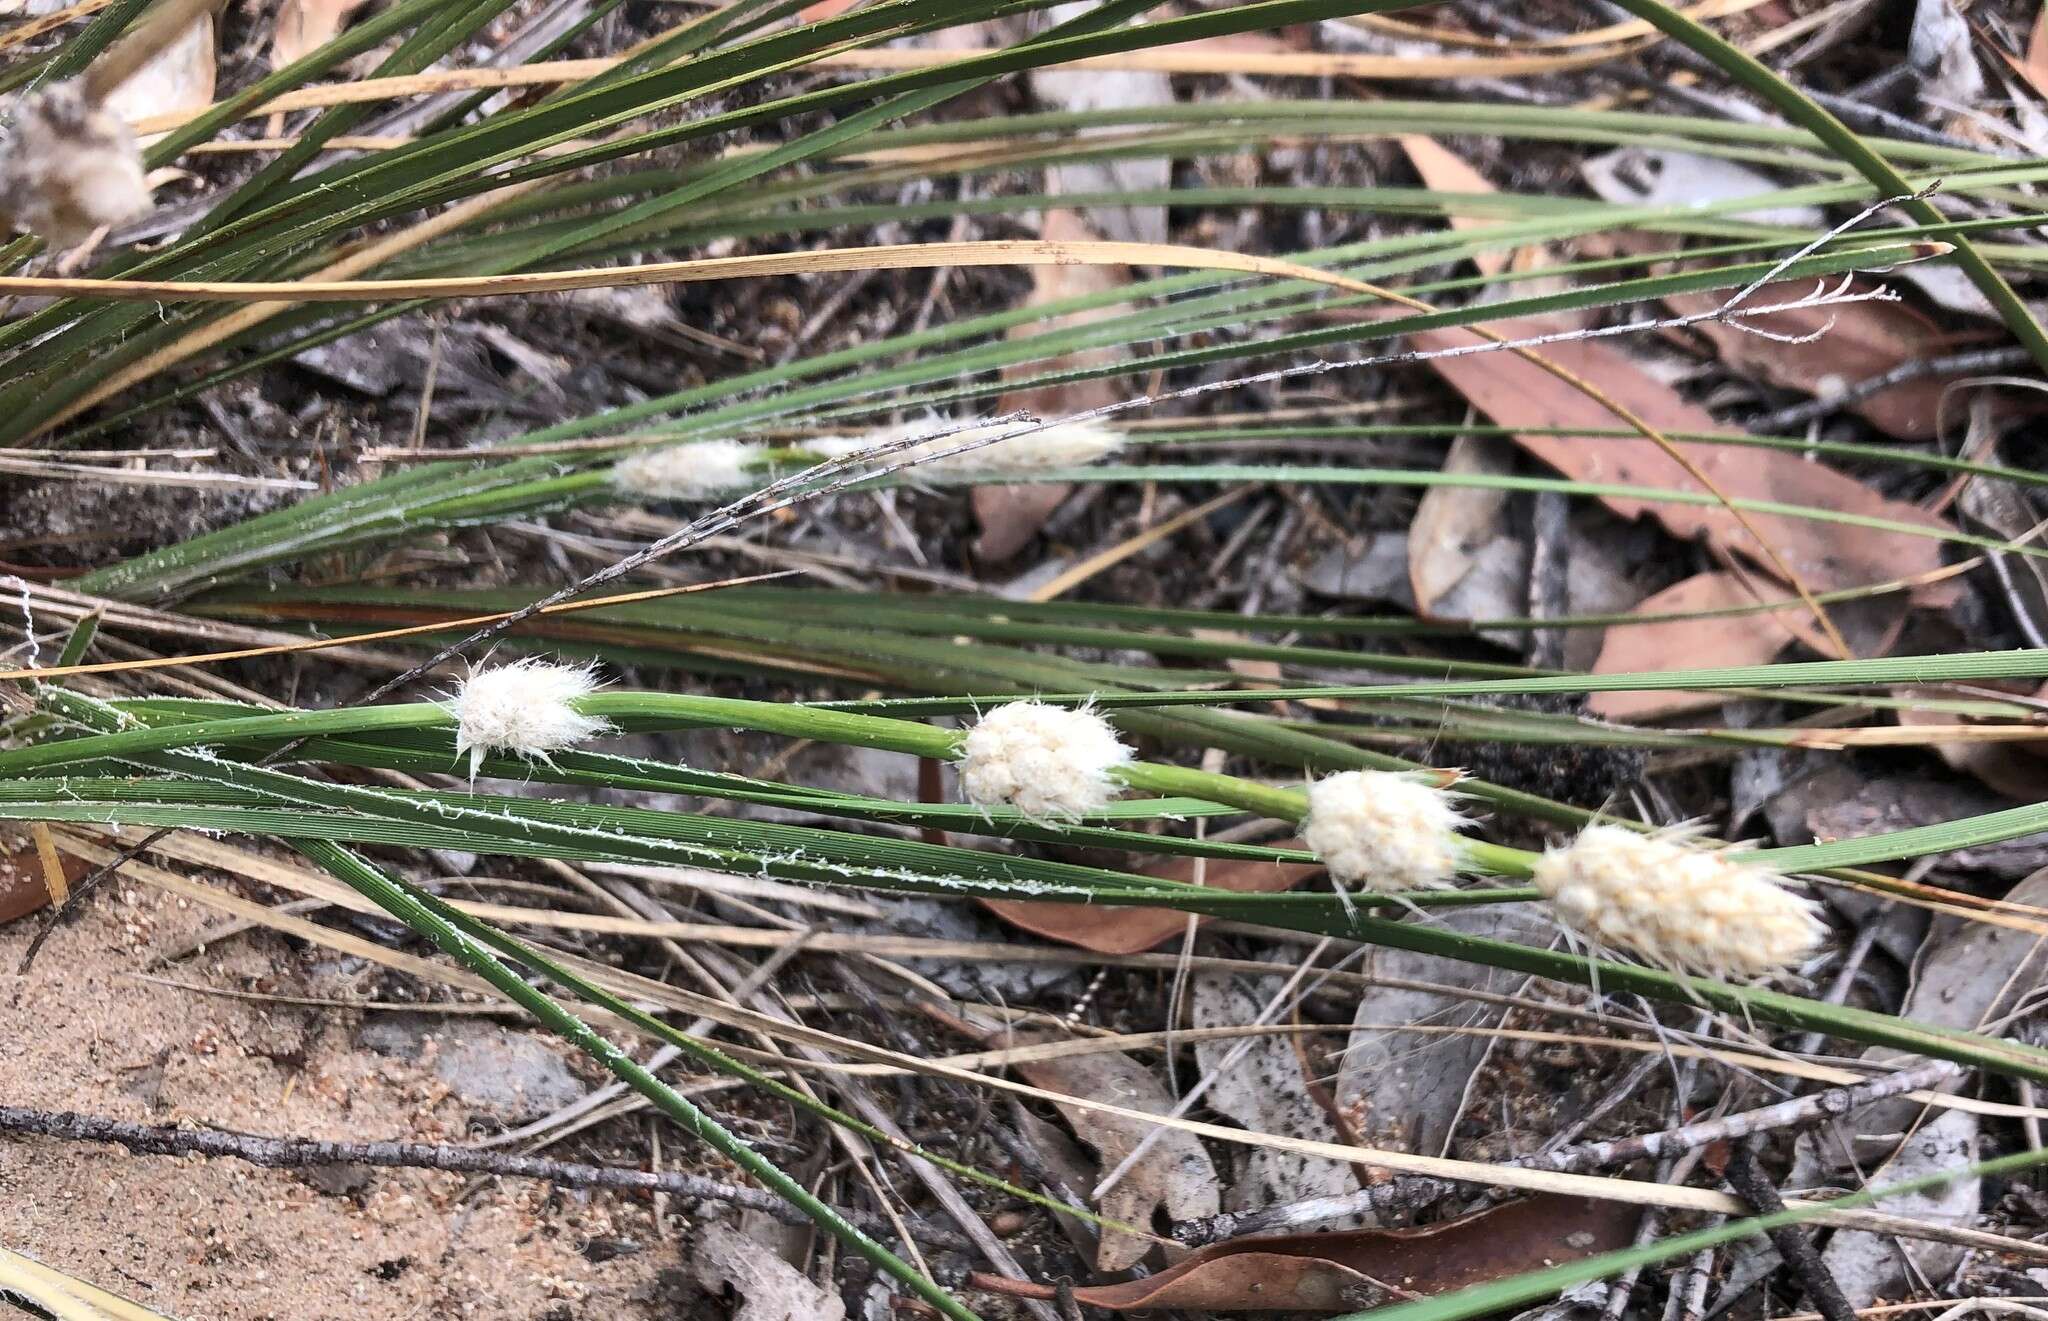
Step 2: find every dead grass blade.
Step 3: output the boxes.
[0,573,796,683]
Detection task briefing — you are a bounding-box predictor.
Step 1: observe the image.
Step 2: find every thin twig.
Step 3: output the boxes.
[1749,347,2032,433]
[0,1103,973,1249]
[1725,1141,1857,1321]
[1172,1059,1965,1244]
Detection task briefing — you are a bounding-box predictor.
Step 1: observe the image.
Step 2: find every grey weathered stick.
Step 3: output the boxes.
[1750,346,2031,432]
[1173,1058,1967,1244]
[1537,1059,1966,1176]
[0,1103,972,1248]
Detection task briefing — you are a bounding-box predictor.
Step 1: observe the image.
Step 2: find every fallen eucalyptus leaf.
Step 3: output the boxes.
[971,1195,1639,1311]
[1408,324,1956,595]
[1194,970,1358,1213]
[1011,1041,1220,1270]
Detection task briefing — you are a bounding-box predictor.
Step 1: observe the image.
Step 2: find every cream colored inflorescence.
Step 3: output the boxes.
[958,700,1132,822]
[0,83,152,248]
[1531,825,1824,980]
[817,419,1124,476]
[1302,770,1469,892]
[448,659,612,778]
[612,440,761,501]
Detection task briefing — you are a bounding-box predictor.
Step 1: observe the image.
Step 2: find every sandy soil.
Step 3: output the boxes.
[0,867,676,1320]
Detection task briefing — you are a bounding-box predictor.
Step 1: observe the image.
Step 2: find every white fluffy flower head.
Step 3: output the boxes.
[1531,825,1824,981]
[1303,770,1469,893]
[612,440,760,501]
[958,700,1132,822]
[0,83,151,248]
[448,659,612,778]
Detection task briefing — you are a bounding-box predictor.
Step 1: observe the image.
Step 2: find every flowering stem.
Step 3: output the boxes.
[1112,761,1535,877]
[20,689,1553,868]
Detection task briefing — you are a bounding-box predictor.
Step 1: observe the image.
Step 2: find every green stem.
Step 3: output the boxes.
[22,698,2048,1082]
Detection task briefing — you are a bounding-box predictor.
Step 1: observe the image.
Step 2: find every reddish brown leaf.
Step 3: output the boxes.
[1660,279,1977,441]
[983,851,1321,956]
[971,1195,1639,1312]
[1396,137,1509,278]
[1409,324,1954,595]
[0,843,77,925]
[1996,6,2048,101]
[1585,572,1801,720]
[2030,7,2048,87]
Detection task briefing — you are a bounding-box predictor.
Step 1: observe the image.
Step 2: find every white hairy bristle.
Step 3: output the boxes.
[1302,770,1469,892]
[612,440,760,501]
[1531,825,1824,980]
[0,83,152,248]
[803,436,871,460]
[876,420,1125,476]
[958,700,1132,822]
[447,659,611,778]
[802,421,1123,475]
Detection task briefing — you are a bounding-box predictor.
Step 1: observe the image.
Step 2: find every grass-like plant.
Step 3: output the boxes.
[5,0,2048,1315]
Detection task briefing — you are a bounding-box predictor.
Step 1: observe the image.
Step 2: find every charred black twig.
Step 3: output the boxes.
[1724,1142,1857,1321]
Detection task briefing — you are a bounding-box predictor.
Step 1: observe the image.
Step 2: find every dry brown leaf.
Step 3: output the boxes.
[1009,1042,1220,1271]
[971,1195,1640,1311]
[2027,6,2048,91]
[1585,572,1801,720]
[271,0,371,69]
[1582,231,2003,440]
[1408,324,1955,595]
[1897,682,2048,800]
[0,841,71,924]
[1395,136,1509,278]
[1662,278,1978,441]
[2002,5,2048,101]
[983,849,1321,956]
[975,209,1131,560]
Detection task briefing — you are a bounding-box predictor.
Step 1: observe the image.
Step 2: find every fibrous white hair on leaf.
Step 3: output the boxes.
[446,658,612,779]
[0,82,151,248]
[1530,824,1825,981]
[611,439,761,501]
[1302,769,1469,893]
[957,700,1132,823]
